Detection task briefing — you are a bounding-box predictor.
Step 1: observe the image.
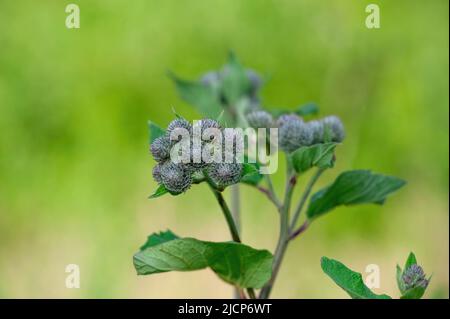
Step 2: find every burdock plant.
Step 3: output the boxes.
[133,53,430,299]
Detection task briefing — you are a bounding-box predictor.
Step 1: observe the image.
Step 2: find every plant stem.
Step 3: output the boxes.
[207,182,256,299]
[289,220,310,240]
[231,184,241,234]
[289,168,324,233]
[208,184,241,243]
[259,162,297,299]
[265,175,282,209]
[230,184,241,299]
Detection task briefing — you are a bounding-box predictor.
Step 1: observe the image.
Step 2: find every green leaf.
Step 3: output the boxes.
[404,252,417,270]
[240,162,263,186]
[148,184,169,199]
[321,257,391,299]
[291,143,337,174]
[396,264,406,293]
[148,121,166,144]
[168,72,225,119]
[221,52,251,105]
[134,232,273,289]
[295,103,319,116]
[401,285,427,299]
[140,230,179,250]
[307,170,406,220]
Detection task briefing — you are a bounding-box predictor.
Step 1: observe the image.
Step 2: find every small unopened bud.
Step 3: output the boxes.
[322,115,345,143]
[160,162,192,193]
[402,264,429,290]
[278,115,313,153]
[276,114,301,127]
[150,135,171,162]
[207,163,243,188]
[246,110,274,129]
[246,69,262,95]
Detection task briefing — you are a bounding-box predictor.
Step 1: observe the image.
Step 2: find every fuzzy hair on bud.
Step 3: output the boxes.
[206,163,243,188]
[160,162,192,193]
[278,116,313,153]
[402,264,429,290]
[150,135,172,162]
[167,118,192,142]
[276,114,301,127]
[306,120,324,144]
[246,110,274,129]
[152,164,163,184]
[322,115,345,143]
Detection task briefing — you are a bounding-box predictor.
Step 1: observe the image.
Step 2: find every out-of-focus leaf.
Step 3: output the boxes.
[321,257,391,299]
[221,52,251,105]
[307,170,406,220]
[148,121,166,144]
[169,72,224,119]
[291,143,337,174]
[134,232,273,289]
[295,103,319,116]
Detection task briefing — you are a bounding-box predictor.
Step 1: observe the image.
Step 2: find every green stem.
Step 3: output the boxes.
[208,184,241,243]
[230,184,241,299]
[289,168,324,234]
[207,182,256,299]
[265,175,282,209]
[259,161,297,299]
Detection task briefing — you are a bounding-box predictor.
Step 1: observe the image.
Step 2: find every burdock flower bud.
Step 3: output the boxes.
[167,118,192,142]
[200,71,221,88]
[276,114,301,127]
[206,163,243,188]
[246,110,274,129]
[246,69,262,95]
[402,264,429,290]
[152,164,163,184]
[200,119,222,142]
[306,120,324,144]
[150,135,171,162]
[322,115,345,143]
[160,162,192,193]
[278,115,313,153]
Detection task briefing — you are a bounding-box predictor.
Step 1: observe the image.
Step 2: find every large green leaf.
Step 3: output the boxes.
[291,143,337,174]
[148,120,166,144]
[134,231,273,289]
[221,52,251,105]
[321,257,391,299]
[307,170,406,220]
[169,72,224,119]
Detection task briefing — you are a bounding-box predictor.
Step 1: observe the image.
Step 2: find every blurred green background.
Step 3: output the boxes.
[0,0,448,298]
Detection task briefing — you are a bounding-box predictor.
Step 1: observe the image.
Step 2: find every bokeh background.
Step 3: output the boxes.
[0,0,448,298]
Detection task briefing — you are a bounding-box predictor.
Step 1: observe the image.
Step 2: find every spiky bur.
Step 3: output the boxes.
[167,118,192,136]
[402,264,429,290]
[206,163,243,188]
[160,161,192,193]
[322,115,345,143]
[278,114,313,153]
[150,135,172,162]
[152,164,163,184]
[246,110,274,129]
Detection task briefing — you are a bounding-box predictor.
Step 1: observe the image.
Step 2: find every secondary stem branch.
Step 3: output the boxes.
[289,168,324,234]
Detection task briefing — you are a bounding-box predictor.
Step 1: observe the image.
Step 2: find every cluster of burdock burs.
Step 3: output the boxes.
[150,71,345,194]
